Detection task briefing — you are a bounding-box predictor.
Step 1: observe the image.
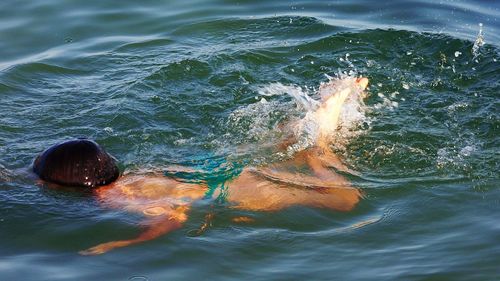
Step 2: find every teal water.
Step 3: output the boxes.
[0,0,499,280]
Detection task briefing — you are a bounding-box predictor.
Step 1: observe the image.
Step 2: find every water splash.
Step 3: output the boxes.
[472,23,484,59]
[436,143,477,171]
[225,97,289,143]
[220,76,370,162]
[317,77,370,146]
[279,77,370,154]
[258,82,319,111]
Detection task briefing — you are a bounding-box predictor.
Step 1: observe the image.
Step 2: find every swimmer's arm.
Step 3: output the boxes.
[305,150,334,180]
[305,148,359,179]
[80,206,189,255]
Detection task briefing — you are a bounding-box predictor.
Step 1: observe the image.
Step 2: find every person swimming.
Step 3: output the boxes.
[33,76,369,255]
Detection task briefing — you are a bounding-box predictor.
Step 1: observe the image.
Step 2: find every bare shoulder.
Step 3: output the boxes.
[95,174,208,209]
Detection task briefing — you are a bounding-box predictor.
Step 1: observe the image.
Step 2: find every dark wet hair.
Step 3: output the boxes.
[33,138,119,188]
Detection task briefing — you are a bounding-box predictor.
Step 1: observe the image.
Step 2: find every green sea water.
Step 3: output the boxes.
[0,1,499,280]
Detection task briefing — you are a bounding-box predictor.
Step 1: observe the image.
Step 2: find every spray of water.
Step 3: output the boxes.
[220,76,370,163]
[472,23,484,59]
[258,83,319,111]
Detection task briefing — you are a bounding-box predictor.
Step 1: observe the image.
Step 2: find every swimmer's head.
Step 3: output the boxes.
[33,138,119,188]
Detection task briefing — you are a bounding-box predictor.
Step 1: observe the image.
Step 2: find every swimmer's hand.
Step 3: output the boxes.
[356,77,369,90]
[79,241,133,256]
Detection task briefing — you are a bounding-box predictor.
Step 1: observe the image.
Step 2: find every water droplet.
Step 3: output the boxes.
[472,23,484,58]
[402,83,410,90]
[406,51,413,55]
[454,51,462,57]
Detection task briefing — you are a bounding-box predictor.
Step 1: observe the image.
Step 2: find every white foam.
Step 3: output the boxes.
[258,82,319,111]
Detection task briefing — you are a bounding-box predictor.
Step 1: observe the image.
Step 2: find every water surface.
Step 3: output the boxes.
[0,0,499,280]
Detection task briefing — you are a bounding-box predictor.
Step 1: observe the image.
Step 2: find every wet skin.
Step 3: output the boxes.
[80,77,369,255]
